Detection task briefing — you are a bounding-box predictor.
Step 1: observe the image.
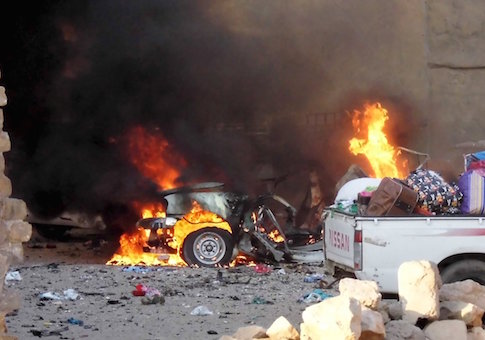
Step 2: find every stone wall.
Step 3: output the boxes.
[0,69,32,339]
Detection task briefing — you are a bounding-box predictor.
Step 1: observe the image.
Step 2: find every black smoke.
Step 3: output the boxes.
[0,1,417,228]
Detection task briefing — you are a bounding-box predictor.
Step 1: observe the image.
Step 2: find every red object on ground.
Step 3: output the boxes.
[254,263,271,274]
[132,284,147,296]
[132,290,145,296]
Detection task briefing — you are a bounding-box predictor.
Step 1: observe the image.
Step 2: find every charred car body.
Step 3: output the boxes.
[137,181,325,267]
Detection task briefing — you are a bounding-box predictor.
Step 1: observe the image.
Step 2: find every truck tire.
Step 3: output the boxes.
[181,227,234,267]
[440,259,485,285]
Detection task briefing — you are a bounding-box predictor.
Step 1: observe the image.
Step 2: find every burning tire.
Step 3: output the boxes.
[181,227,234,267]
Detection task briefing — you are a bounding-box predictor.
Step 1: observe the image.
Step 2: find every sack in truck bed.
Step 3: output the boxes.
[365,177,418,216]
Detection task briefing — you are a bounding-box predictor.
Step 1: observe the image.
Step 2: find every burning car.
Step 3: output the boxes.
[131,181,325,267]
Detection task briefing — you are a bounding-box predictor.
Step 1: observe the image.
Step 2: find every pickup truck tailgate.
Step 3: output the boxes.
[324,211,357,269]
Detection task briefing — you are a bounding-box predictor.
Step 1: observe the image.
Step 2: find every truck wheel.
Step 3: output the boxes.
[440,259,485,285]
[181,227,234,267]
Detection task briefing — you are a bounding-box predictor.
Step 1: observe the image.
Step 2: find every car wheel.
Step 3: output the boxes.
[182,227,234,267]
[440,259,485,285]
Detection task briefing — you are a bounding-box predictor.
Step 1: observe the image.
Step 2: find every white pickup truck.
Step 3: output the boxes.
[324,209,485,293]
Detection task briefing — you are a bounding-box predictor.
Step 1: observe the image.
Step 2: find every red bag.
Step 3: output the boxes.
[468,160,485,170]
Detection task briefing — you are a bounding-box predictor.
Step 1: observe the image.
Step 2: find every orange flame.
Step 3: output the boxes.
[108,127,241,267]
[127,126,187,190]
[169,202,232,250]
[267,229,285,243]
[107,201,232,266]
[230,253,257,267]
[106,202,186,266]
[349,102,405,178]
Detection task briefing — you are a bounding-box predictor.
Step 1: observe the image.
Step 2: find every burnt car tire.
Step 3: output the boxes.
[181,227,234,267]
[440,259,485,285]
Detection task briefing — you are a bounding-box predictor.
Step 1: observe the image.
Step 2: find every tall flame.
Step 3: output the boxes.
[349,102,404,178]
[127,126,187,190]
[107,127,251,267]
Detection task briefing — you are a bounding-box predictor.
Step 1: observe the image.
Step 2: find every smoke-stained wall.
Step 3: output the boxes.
[0,0,483,224]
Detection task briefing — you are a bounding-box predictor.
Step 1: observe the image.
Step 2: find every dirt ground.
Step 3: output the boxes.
[4,227,337,340]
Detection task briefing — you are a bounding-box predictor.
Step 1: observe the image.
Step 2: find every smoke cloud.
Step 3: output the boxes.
[0,1,420,228]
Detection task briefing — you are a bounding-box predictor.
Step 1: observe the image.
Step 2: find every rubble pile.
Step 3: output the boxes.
[220,260,485,340]
[0,68,32,340]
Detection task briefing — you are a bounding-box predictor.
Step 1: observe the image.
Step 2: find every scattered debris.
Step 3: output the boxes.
[252,297,274,305]
[303,273,324,283]
[141,295,165,305]
[122,266,155,273]
[5,271,22,282]
[190,305,213,316]
[39,292,62,301]
[30,326,69,337]
[67,317,84,326]
[298,289,333,303]
[39,289,80,301]
[253,264,272,274]
[63,288,80,300]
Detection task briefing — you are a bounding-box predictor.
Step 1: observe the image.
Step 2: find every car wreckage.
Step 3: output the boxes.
[136,180,325,267]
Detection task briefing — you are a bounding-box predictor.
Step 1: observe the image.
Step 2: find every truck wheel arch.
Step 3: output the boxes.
[439,254,485,285]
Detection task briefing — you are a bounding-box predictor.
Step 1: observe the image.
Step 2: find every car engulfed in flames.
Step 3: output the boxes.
[108,181,325,267]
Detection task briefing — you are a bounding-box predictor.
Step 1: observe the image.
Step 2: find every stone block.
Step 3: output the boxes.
[0,198,27,221]
[0,254,7,292]
[0,230,6,247]
[385,300,403,320]
[0,133,10,153]
[385,320,426,340]
[232,325,267,340]
[0,312,6,334]
[360,306,385,340]
[398,260,441,324]
[301,295,361,340]
[0,87,6,107]
[0,175,12,198]
[377,309,390,324]
[7,220,32,243]
[339,278,381,309]
[468,327,485,340]
[0,289,20,313]
[0,109,3,131]
[440,300,484,327]
[424,320,467,340]
[266,316,299,340]
[440,280,485,310]
[0,242,23,263]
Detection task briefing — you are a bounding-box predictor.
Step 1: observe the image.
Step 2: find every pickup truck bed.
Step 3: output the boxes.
[324,209,485,293]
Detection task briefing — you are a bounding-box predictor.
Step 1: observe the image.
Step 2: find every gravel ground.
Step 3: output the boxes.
[5,228,337,340]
